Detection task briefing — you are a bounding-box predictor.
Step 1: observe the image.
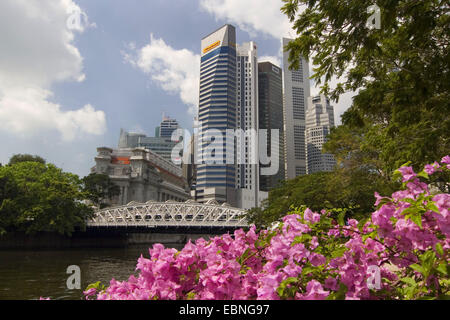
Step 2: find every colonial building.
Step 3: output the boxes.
[91,147,191,206]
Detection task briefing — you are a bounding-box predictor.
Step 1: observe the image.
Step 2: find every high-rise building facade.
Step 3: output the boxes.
[158,117,179,138]
[196,24,237,205]
[234,41,268,209]
[305,94,336,174]
[235,42,259,204]
[282,38,311,179]
[118,128,181,164]
[258,61,285,191]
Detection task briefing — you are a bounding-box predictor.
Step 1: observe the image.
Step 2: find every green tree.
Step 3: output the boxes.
[8,154,46,166]
[0,162,93,236]
[0,171,19,235]
[247,169,398,228]
[82,173,121,208]
[281,0,450,174]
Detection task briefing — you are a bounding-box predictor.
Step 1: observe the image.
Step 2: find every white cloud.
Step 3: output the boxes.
[199,0,294,39]
[0,0,106,141]
[0,87,106,141]
[124,34,200,114]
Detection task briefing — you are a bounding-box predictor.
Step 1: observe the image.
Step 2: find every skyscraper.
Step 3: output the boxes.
[158,116,179,138]
[196,24,237,205]
[282,38,311,179]
[118,122,181,165]
[258,61,285,191]
[305,94,336,174]
[235,41,259,208]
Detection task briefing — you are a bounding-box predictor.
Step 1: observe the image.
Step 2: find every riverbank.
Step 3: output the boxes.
[0,244,178,300]
[0,230,219,249]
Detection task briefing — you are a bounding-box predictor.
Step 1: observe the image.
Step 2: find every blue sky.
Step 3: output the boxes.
[0,0,353,177]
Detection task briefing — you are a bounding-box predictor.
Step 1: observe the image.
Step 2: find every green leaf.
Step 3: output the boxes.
[400,277,417,286]
[302,266,316,276]
[330,246,348,258]
[435,243,444,256]
[408,214,423,228]
[417,171,429,180]
[417,296,436,300]
[426,203,440,214]
[186,291,196,300]
[276,277,299,297]
[436,263,448,276]
[291,234,312,246]
[337,211,346,226]
[410,264,424,274]
[326,283,347,300]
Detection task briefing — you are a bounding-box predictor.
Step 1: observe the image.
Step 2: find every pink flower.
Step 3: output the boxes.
[424,163,438,175]
[83,288,97,300]
[304,208,320,224]
[324,277,339,291]
[70,158,449,301]
[298,280,329,300]
[397,166,417,182]
[309,253,326,267]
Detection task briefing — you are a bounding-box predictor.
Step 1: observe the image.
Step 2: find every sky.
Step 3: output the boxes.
[0,0,354,177]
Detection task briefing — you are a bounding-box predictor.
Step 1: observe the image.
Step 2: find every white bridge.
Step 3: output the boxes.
[87,200,249,229]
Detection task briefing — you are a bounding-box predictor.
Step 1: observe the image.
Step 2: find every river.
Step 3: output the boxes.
[0,244,184,300]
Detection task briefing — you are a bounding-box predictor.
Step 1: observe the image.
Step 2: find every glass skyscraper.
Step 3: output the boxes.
[282,37,311,179]
[158,117,179,138]
[305,94,336,174]
[258,61,285,191]
[196,24,237,205]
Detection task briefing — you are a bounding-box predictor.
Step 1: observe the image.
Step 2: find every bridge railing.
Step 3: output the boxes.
[87,201,249,228]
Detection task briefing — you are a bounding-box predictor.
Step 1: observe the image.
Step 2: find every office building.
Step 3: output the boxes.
[234,41,261,208]
[118,129,181,164]
[196,24,237,205]
[156,116,179,138]
[305,94,336,174]
[282,37,311,179]
[258,61,285,191]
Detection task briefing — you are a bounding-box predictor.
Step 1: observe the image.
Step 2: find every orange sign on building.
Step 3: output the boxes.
[111,157,130,165]
[203,40,221,54]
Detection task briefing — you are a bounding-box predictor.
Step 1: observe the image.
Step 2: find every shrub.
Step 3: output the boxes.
[84,157,449,300]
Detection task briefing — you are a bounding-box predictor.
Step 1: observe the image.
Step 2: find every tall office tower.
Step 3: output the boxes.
[196,24,237,205]
[158,116,179,138]
[235,41,260,208]
[282,38,311,179]
[258,61,285,191]
[305,94,336,174]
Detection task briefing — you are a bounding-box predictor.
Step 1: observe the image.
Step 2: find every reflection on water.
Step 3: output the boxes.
[0,244,184,300]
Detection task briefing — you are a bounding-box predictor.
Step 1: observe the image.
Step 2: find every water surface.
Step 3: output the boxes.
[0,244,183,300]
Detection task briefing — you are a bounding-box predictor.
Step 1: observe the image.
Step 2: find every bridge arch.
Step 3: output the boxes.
[87,201,249,229]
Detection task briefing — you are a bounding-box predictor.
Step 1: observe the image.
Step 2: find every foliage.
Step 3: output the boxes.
[247,168,399,228]
[0,162,93,236]
[83,157,449,300]
[281,0,450,177]
[8,154,46,166]
[81,173,120,209]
